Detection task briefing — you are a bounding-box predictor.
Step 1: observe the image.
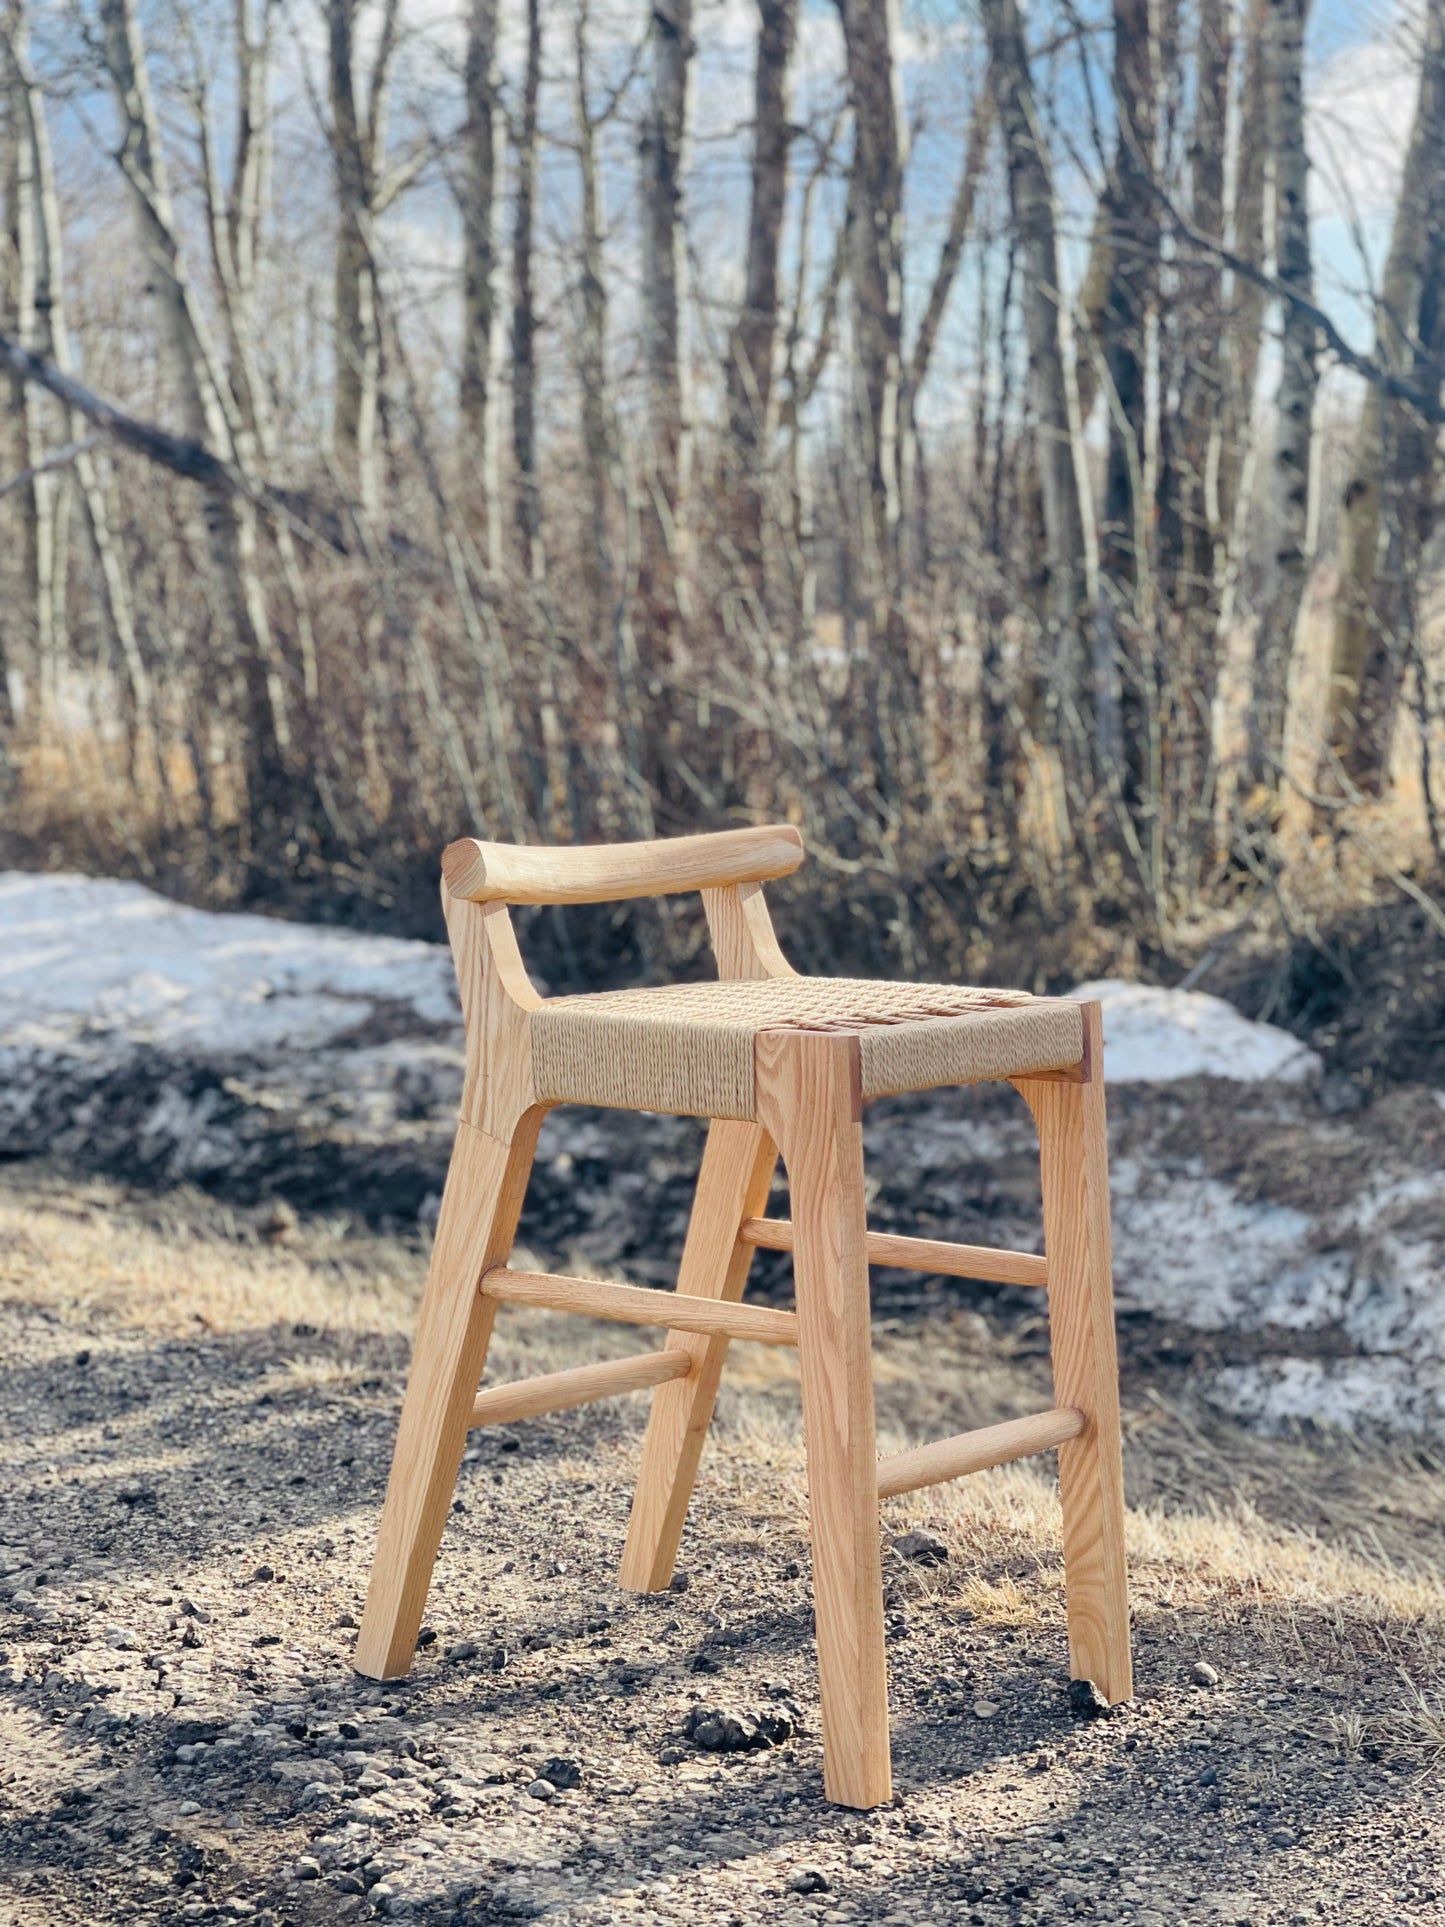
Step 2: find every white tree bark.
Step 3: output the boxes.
[459,0,501,566]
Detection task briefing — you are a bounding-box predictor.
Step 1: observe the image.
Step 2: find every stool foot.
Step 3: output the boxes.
[621,1118,777,1591]
[1020,1003,1132,1705]
[759,1030,892,1809]
[355,1111,542,1679]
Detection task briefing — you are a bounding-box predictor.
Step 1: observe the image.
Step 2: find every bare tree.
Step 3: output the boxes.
[1250,0,1317,784]
[982,0,1092,735]
[638,0,694,655]
[97,0,289,815]
[458,0,501,565]
[510,0,543,580]
[724,0,798,576]
[836,0,905,617]
[1326,0,1445,793]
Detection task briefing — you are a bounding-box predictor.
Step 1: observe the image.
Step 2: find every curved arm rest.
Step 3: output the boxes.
[441,824,805,905]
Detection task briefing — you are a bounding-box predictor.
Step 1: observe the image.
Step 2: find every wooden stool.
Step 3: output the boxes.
[355,826,1132,1807]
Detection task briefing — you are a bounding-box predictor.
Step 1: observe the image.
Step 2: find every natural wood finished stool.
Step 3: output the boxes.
[355,826,1132,1807]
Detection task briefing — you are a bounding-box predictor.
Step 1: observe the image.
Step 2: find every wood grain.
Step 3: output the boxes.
[756,1027,892,1809]
[354,1109,543,1679]
[876,1406,1084,1499]
[480,1265,799,1345]
[620,877,791,1593]
[740,1217,1048,1288]
[441,824,804,904]
[1016,1001,1133,1705]
[469,1348,692,1427]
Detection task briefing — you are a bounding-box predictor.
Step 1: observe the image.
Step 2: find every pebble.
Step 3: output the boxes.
[105,1626,140,1651]
[293,1857,322,1881]
[541,1755,581,1789]
[892,1529,950,1566]
[1191,1660,1221,1689]
[788,1868,831,1894]
[525,1778,556,1801]
[972,1701,1000,1720]
[446,1641,479,1664]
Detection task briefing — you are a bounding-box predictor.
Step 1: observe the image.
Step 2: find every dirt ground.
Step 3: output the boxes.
[1,1161,1443,1927]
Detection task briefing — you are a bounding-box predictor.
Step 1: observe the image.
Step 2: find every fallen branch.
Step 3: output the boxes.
[0,330,347,550]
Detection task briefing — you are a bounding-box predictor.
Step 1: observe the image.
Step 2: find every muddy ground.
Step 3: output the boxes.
[2,1161,1443,1927]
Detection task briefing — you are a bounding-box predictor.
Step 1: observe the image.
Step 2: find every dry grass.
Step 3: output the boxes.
[3,1159,1442,1725]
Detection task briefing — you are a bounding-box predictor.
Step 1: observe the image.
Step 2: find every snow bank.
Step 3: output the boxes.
[1074,979,1321,1083]
[3,871,1438,1438]
[0,873,460,1055]
[0,873,1317,1086]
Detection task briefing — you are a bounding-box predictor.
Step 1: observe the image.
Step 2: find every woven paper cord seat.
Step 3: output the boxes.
[355,825,1132,1812]
[532,977,1085,1117]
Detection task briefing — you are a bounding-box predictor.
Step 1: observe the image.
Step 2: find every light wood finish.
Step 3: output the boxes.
[1016,1001,1133,1705]
[355,1109,543,1679]
[442,823,804,904]
[359,835,1134,1808]
[876,1406,1084,1500]
[480,1265,800,1346]
[621,879,787,1591]
[740,1217,1049,1289]
[619,1118,780,1588]
[757,1028,892,1810]
[469,1348,693,1427]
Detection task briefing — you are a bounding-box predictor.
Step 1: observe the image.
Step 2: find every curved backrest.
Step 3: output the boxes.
[441,824,805,906]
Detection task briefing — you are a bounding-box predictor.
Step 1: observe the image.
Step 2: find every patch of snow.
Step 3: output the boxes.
[0,872,461,1055]
[1207,1357,1442,1437]
[1073,979,1322,1083]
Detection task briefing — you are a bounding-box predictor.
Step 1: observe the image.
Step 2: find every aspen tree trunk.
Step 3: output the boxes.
[574,0,650,834]
[1167,0,1228,609]
[459,0,501,568]
[2,0,52,728]
[983,0,1092,733]
[98,0,288,822]
[724,0,797,576]
[1249,0,1317,788]
[902,76,992,577]
[328,0,382,514]
[511,0,543,581]
[1326,0,1445,794]
[1097,0,1158,601]
[1220,0,1268,534]
[11,23,151,761]
[837,0,906,618]
[638,0,694,662]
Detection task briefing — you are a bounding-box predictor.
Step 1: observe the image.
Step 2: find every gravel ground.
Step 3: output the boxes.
[1,1164,1443,1927]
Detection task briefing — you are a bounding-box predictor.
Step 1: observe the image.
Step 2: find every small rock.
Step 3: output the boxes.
[178,1800,202,1816]
[1191,1660,1221,1689]
[525,1778,556,1801]
[1067,1679,1113,1720]
[892,1528,950,1566]
[659,1746,684,1766]
[331,1872,366,1895]
[271,1758,343,1787]
[293,1857,322,1881]
[972,1701,1000,1720]
[334,1614,359,1631]
[540,1756,580,1790]
[1199,1767,1219,1787]
[415,1626,437,1648]
[252,1565,275,1583]
[788,1869,831,1894]
[105,1626,139,1651]
[668,1570,691,1593]
[1269,1830,1298,1850]
[298,1782,338,1810]
[446,1641,479,1664]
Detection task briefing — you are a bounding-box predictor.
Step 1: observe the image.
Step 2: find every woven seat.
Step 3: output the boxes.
[356,826,1132,1810]
[532,977,1085,1117]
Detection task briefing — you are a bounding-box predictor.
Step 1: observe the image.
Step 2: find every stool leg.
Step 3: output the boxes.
[355,1110,543,1679]
[620,1118,778,1591]
[1020,1005,1132,1704]
[758,1030,891,1809]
